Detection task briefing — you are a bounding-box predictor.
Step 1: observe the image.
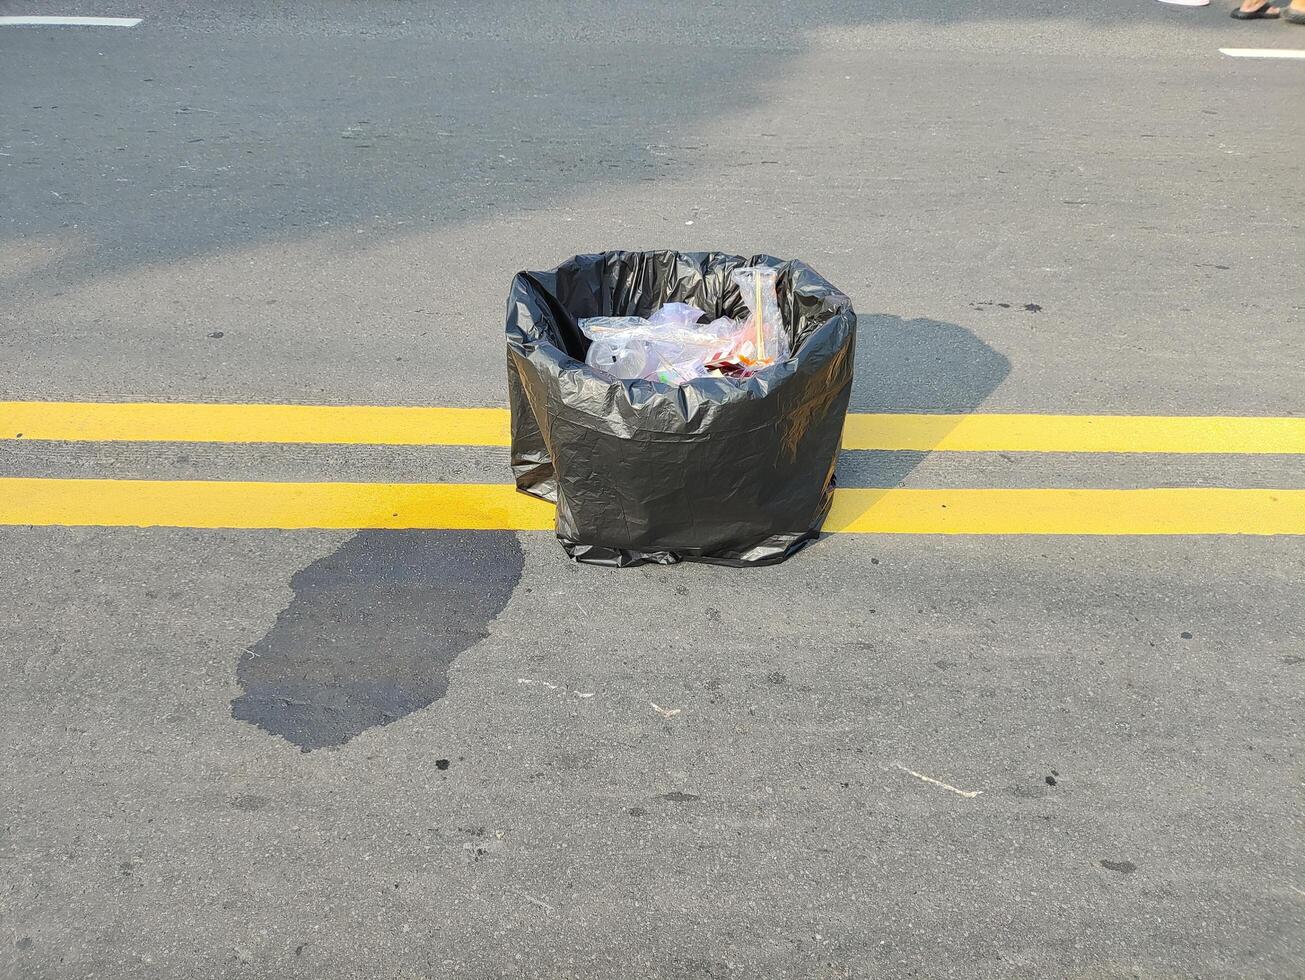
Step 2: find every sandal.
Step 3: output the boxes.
[1285,5,1305,21]
[1231,2,1281,17]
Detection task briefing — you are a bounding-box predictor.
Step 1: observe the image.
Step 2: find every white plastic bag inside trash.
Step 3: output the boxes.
[582,302,728,383]
[580,267,788,384]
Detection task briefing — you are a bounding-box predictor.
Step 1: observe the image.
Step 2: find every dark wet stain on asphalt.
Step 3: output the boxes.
[971,300,1043,314]
[231,529,524,751]
[1100,859,1137,874]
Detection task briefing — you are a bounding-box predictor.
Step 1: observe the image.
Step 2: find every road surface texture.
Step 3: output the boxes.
[1,1,1303,977]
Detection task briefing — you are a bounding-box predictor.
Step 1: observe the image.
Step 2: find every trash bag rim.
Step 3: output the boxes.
[508,250,852,317]
[506,250,855,398]
[512,308,853,400]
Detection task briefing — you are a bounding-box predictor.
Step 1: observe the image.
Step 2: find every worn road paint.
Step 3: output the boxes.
[5,401,1304,454]
[1219,48,1305,59]
[0,16,142,26]
[231,529,523,750]
[892,763,982,798]
[2,478,1305,535]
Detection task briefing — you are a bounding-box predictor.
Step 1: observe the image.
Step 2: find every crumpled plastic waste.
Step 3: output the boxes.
[581,266,788,384]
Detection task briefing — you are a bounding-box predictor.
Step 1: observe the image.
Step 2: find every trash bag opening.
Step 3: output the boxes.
[508,251,849,373]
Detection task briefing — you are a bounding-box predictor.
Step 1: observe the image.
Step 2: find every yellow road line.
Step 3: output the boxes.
[0,478,554,530]
[840,413,1305,454]
[823,488,1305,535]
[2,401,1303,453]
[0,402,512,447]
[2,479,1302,535]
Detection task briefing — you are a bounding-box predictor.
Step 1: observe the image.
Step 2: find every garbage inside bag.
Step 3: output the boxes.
[506,250,856,567]
[727,264,789,368]
[580,302,722,385]
[579,267,789,384]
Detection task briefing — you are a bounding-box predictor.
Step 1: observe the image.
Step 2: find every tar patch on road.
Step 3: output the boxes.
[1100,859,1137,874]
[231,529,523,751]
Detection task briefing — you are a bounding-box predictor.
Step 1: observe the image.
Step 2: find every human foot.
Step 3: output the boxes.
[1231,0,1281,17]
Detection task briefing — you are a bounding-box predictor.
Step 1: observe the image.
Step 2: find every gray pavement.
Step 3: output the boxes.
[1,2,1303,978]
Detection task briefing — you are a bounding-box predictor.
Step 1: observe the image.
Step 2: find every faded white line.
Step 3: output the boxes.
[517,677,594,699]
[1220,48,1305,60]
[0,16,141,27]
[893,763,983,799]
[512,889,554,914]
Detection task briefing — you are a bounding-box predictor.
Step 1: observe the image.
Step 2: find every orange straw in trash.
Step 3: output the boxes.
[754,273,766,361]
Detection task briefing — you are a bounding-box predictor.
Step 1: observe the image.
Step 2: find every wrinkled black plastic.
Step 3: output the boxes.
[506,251,856,566]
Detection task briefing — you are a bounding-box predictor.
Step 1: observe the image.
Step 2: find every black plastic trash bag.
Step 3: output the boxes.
[506,251,856,566]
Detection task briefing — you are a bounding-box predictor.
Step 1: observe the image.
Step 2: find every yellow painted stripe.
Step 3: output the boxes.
[840,413,1305,454]
[0,478,555,531]
[1,479,1302,535]
[822,488,1305,535]
[0,402,512,447]
[2,402,1303,454]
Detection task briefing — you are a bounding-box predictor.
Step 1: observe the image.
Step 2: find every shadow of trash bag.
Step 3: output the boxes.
[506,250,857,567]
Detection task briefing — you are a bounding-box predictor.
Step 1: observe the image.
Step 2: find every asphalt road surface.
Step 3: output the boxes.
[1,2,1303,978]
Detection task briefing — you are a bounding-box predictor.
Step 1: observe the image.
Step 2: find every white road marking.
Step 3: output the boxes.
[1220,48,1305,59]
[519,677,595,698]
[893,763,983,799]
[0,15,141,27]
[512,889,554,914]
